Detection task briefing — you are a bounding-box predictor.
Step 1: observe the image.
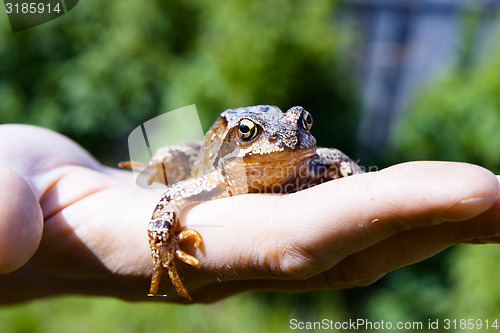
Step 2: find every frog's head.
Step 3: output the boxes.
[221,105,316,159]
[216,105,317,191]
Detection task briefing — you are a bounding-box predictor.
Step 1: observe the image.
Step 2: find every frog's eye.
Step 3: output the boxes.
[301,110,313,131]
[237,118,258,141]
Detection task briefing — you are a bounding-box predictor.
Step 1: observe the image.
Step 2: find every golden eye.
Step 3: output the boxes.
[301,110,313,131]
[237,118,258,141]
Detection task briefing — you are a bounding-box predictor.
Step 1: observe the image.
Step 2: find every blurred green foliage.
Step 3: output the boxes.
[393,23,500,173]
[0,292,351,333]
[0,0,359,163]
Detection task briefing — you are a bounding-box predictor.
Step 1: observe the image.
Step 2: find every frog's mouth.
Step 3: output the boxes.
[240,146,316,169]
[216,146,315,192]
[239,149,316,192]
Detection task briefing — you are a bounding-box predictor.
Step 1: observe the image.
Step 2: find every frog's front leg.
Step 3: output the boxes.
[148,194,203,302]
[285,147,364,192]
[147,173,229,302]
[311,147,364,180]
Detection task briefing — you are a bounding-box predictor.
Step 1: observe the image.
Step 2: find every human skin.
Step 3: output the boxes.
[0,124,499,304]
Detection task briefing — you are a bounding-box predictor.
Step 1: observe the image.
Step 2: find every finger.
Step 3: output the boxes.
[466,177,500,244]
[321,203,500,289]
[0,167,43,273]
[269,161,498,274]
[184,161,498,281]
[191,217,500,304]
[194,189,500,302]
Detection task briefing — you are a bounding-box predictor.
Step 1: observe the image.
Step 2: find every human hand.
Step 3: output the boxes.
[0,124,499,304]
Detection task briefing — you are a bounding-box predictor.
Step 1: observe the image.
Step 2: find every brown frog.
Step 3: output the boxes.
[122,105,363,302]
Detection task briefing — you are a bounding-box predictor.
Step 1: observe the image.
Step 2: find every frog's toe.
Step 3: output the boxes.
[148,263,162,296]
[175,230,202,269]
[117,160,147,170]
[175,249,201,269]
[178,229,203,248]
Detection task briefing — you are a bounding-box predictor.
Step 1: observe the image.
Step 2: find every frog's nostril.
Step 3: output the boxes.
[269,133,279,142]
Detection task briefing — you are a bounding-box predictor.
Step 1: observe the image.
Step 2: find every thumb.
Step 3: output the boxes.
[0,167,44,273]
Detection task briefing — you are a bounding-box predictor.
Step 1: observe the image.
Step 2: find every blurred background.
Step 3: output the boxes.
[1,0,500,331]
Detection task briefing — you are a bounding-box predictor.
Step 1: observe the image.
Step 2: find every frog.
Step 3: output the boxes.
[121,105,363,303]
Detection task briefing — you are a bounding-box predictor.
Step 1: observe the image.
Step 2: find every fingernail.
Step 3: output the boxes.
[440,195,498,222]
